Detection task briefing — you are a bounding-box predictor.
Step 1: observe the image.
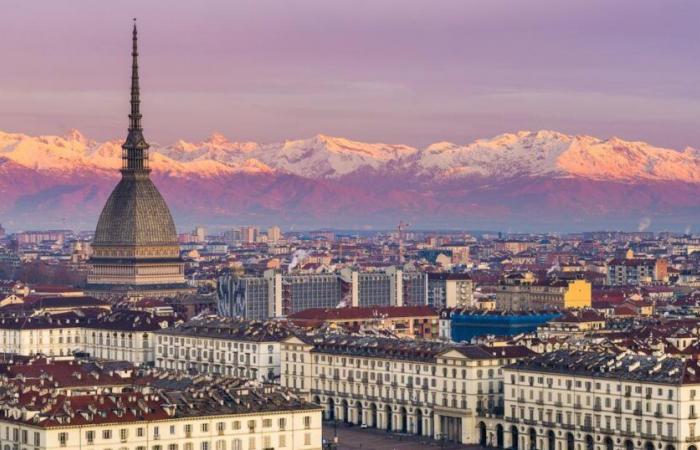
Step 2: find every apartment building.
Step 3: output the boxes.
[607,257,669,286]
[0,375,322,450]
[427,273,474,308]
[280,333,534,444]
[494,275,591,311]
[154,316,292,382]
[497,349,700,450]
[0,310,172,364]
[218,267,432,320]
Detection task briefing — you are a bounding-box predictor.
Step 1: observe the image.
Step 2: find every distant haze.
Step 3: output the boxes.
[1,0,700,149]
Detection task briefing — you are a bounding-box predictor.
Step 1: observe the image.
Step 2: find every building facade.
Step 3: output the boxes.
[218,268,434,320]
[154,316,290,382]
[495,279,591,311]
[0,311,171,364]
[498,349,700,450]
[0,378,322,450]
[427,273,474,308]
[281,333,533,444]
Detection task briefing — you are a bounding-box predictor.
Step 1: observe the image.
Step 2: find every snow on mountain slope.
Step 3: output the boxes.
[256,134,417,178]
[2,129,700,182]
[412,130,700,182]
[0,131,272,176]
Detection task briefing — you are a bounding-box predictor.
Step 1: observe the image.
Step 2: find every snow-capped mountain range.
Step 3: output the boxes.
[2,129,700,230]
[3,129,700,181]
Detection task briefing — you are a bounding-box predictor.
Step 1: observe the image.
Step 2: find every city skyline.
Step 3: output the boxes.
[3,6,700,450]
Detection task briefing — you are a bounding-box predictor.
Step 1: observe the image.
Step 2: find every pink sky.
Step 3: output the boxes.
[1,0,700,148]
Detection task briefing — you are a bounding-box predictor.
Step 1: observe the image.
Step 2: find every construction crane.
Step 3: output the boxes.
[397,221,410,264]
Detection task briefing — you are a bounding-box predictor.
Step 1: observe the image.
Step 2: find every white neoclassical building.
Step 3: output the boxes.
[154,316,291,382]
[497,349,700,450]
[281,333,534,444]
[0,311,172,364]
[0,378,322,450]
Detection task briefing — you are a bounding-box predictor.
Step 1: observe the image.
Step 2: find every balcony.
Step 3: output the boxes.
[633,409,642,416]
[654,411,663,418]
[593,404,601,411]
[619,430,635,437]
[686,436,700,443]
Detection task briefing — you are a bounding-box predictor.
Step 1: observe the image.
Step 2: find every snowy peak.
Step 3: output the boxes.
[270,134,417,178]
[412,130,700,182]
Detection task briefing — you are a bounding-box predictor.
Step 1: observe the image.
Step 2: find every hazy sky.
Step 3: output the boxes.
[1,0,700,148]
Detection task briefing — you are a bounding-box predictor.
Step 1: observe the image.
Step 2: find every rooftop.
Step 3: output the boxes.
[506,349,700,384]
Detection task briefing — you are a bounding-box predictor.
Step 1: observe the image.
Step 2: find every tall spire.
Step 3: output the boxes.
[122,18,150,174]
[129,18,141,132]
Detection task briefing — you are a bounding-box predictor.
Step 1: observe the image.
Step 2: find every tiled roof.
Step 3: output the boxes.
[288,306,437,321]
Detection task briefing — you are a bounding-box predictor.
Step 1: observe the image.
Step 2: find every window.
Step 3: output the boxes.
[103,430,112,440]
[279,435,286,448]
[201,424,209,433]
[59,433,68,447]
[262,419,272,428]
[279,418,286,430]
[168,445,178,450]
[137,428,144,438]
[120,429,128,442]
[184,424,192,435]
[304,433,311,446]
[86,431,95,445]
[232,421,241,430]
[33,432,40,447]
[217,422,225,433]
[263,436,271,449]
[304,416,311,429]
[232,440,242,450]
[201,443,209,450]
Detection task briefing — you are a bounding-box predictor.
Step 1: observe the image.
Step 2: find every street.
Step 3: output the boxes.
[322,423,487,450]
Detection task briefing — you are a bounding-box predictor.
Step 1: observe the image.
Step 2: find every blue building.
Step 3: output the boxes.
[450,310,561,342]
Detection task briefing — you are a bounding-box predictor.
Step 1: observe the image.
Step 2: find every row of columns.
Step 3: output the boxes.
[325,401,434,437]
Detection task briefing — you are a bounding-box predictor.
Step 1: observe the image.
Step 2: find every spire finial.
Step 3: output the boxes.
[122,19,150,174]
[129,18,140,131]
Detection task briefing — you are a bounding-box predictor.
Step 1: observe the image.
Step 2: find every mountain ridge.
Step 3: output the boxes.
[2,129,698,182]
[2,128,700,231]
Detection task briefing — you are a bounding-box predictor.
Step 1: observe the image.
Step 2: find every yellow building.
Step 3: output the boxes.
[562,279,592,308]
[494,278,591,311]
